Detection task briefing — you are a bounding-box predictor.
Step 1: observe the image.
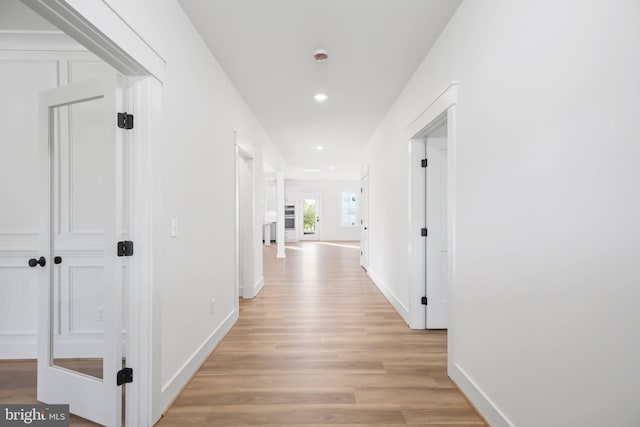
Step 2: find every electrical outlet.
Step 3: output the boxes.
[210,299,216,315]
[96,307,104,322]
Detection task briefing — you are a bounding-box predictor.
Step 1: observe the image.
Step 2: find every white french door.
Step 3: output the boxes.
[36,76,128,427]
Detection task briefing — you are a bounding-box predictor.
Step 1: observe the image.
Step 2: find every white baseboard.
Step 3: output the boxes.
[0,336,106,359]
[254,276,265,296]
[160,308,238,411]
[0,338,36,359]
[366,269,410,325]
[450,361,513,427]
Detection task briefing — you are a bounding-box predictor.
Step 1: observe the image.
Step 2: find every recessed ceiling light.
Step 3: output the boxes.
[316,145,324,151]
[303,168,320,172]
[314,93,328,102]
[329,166,335,170]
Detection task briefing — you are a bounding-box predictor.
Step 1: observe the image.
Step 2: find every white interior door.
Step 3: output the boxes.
[299,194,321,240]
[36,76,126,427]
[426,138,448,329]
[360,174,369,269]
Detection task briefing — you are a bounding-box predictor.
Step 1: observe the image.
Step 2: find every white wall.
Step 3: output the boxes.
[94,0,283,415]
[285,180,361,241]
[362,1,640,426]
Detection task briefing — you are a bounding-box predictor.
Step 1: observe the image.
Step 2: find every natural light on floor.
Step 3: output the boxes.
[315,242,360,249]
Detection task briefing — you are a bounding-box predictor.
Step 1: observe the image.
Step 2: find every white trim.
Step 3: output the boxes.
[367,269,410,325]
[128,77,161,427]
[0,30,86,51]
[0,341,36,359]
[21,0,166,82]
[160,308,238,411]
[254,276,265,297]
[407,82,458,139]
[450,362,513,427]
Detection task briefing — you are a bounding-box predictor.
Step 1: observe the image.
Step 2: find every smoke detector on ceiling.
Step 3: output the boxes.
[313,49,329,62]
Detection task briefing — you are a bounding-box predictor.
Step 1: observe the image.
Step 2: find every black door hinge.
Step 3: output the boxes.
[117,241,134,257]
[117,112,134,130]
[360,187,363,193]
[116,367,133,386]
[421,228,428,237]
[421,296,428,305]
[421,158,428,168]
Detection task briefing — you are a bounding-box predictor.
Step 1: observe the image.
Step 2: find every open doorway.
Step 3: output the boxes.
[236,145,255,299]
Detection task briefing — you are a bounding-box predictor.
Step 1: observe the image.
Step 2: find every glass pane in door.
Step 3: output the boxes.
[51,96,109,380]
[303,199,317,235]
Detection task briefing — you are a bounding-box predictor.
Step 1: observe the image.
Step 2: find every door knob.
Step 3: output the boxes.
[364,227,368,230]
[28,256,46,267]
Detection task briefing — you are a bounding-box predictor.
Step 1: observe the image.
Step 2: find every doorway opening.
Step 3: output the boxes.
[236,144,256,299]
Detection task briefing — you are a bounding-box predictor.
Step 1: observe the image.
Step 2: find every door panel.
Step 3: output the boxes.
[38,77,125,427]
[426,138,448,329]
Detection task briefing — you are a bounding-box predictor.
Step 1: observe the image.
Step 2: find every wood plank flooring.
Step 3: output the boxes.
[0,241,484,426]
[0,359,99,426]
[158,241,485,426]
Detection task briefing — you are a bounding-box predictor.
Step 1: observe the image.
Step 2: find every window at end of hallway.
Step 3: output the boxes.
[341,192,358,227]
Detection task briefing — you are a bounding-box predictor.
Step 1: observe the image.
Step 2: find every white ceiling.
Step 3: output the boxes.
[180,0,462,179]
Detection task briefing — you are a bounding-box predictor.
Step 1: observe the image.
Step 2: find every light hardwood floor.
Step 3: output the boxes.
[158,241,485,426]
[0,241,484,426]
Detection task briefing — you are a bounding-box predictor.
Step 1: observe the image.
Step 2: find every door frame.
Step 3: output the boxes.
[407,83,457,339]
[299,193,321,240]
[22,1,164,425]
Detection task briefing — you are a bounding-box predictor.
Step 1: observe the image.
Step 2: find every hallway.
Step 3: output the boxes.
[159,241,484,426]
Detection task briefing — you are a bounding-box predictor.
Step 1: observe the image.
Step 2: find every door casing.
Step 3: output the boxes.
[407,83,458,338]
